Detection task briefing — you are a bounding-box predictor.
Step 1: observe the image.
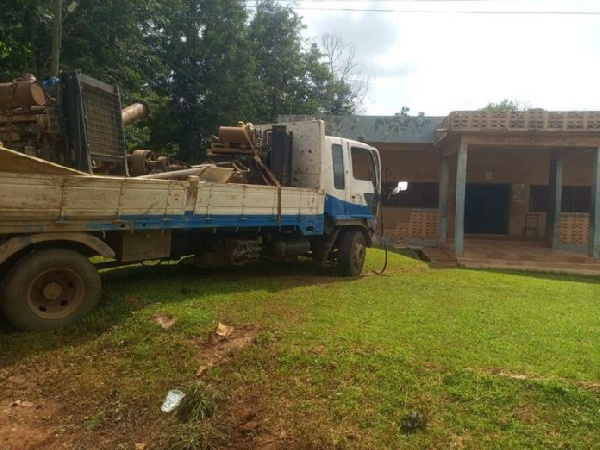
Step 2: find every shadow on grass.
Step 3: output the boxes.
[0,260,339,365]
[374,245,423,262]
[458,266,600,284]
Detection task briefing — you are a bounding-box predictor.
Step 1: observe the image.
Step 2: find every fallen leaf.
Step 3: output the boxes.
[216,322,234,337]
[239,420,258,432]
[154,314,177,330]
[135,443,146,450]
[195,364,213,377]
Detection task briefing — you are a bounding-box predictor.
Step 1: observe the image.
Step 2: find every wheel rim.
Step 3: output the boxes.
[27,268,85,319]
[353,240,366,269]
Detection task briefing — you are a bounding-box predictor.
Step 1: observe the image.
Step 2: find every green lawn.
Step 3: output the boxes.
[1,250,599,448]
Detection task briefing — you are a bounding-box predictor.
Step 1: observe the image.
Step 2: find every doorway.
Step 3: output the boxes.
[465,184,510,234]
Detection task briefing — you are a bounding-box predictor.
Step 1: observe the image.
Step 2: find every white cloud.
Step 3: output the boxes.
[299,0,600,115]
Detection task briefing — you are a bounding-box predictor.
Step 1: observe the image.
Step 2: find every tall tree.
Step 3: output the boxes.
[320,33,369,115]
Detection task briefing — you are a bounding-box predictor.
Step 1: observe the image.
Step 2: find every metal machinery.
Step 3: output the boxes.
[207,122,293,187]
[0,71,159,176]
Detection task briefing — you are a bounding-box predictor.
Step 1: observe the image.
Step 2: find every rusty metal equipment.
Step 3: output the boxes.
[0,71,156,176]
[122,101,150,127]
[0,78,47,111]
[128,149,192,177]
[207,122,291,188]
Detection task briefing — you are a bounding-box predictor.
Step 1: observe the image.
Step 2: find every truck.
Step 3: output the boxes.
[0,72,382,331]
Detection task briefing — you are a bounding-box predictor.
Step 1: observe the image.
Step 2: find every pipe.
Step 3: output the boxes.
[0,80,47,111]
[122,101,150,127]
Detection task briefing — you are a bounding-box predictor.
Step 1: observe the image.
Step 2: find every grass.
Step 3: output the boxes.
[1,250,599,448]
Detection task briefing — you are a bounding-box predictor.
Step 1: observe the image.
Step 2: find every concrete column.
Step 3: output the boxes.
[438,154,450,243]
[454,141,468,257]
[588,148,600,258]
[546,158,563,248]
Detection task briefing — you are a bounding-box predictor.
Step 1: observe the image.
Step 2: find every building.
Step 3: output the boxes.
[281,112,600,269]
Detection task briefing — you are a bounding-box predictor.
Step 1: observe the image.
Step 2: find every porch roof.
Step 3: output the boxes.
[435,110,600,149]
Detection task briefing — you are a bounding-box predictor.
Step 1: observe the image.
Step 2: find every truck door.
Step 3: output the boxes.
[347,143,379,219]
[328,138,350,216]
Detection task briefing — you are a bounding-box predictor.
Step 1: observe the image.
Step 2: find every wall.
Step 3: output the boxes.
[378,144,595,242]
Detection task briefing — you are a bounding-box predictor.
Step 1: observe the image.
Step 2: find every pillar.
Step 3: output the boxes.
[546,158,563,248]
[438,154,449,243]
[588,148,600,258]
[454,141,468,257]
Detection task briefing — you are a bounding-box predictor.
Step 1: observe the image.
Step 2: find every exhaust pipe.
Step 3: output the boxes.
[122,101,150,126]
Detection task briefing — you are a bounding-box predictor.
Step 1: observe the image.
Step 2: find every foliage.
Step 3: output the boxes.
[0,0,362,161]
[480,99,523,112]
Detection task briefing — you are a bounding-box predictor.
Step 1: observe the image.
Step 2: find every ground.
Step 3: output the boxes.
[0,250,599,449]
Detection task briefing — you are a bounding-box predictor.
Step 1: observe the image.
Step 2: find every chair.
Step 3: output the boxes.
[522,213,540,241]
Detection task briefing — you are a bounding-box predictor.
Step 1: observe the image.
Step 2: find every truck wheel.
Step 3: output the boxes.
[0,249,101,331]
[337,230,366,277]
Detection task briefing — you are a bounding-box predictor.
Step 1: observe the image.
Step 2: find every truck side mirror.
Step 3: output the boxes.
[392,181,408,195]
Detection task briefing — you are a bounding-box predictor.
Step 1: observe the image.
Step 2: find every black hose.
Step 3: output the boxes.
[372,195,388,275]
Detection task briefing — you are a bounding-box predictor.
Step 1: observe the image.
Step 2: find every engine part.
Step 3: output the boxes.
[122,101,150,127]
[218,123,256,149]
[268,125,293,186]
[130,149,157,176]
[0,79,47,111]
[269,238,310,257]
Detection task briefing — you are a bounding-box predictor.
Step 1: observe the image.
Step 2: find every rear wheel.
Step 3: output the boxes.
[0,249,101,331]
[337,230,366,277]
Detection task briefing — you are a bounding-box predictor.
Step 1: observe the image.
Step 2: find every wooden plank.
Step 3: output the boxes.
[454,141,468,257]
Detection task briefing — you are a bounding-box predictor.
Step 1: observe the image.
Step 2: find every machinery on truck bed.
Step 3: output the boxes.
[0,73,381,331]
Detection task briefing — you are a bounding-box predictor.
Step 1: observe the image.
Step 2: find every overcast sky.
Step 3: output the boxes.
[293,0,600,116]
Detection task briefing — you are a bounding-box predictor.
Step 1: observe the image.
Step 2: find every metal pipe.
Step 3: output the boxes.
[137,165,212,179]
[121,101,150,126]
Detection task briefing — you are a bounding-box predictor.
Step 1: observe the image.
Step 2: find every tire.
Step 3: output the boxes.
[0,249,101,331]
[337,230,366,277]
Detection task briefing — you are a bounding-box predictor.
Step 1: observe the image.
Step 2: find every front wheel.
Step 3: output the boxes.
[0,249,102,331]
[337,230,367,277]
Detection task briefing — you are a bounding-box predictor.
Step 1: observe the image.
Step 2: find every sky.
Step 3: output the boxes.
[290,0,600,116]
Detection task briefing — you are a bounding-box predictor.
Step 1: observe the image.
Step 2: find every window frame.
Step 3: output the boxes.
[331,143,345,190]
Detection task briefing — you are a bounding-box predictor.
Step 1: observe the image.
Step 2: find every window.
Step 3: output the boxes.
[530,185,591,213]
[530,185,548,212]
[351,147,375,182]
[331,144,345,190]
[383,182,439,208]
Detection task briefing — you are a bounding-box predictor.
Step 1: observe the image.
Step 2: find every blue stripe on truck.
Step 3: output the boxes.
[86,212,325,235]
[324,194,376,220]
[84,196,375,235]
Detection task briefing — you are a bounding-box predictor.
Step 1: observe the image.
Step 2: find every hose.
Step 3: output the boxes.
[372,194,388,275]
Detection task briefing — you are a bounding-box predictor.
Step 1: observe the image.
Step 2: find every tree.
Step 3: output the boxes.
[0,0,362,161]
[480,99,523,112]
[320,34,369,115]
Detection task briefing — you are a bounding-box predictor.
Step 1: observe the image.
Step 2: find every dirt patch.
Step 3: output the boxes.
[0,401,62,450]
[484,368,600,391]
[195,324,260,377]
